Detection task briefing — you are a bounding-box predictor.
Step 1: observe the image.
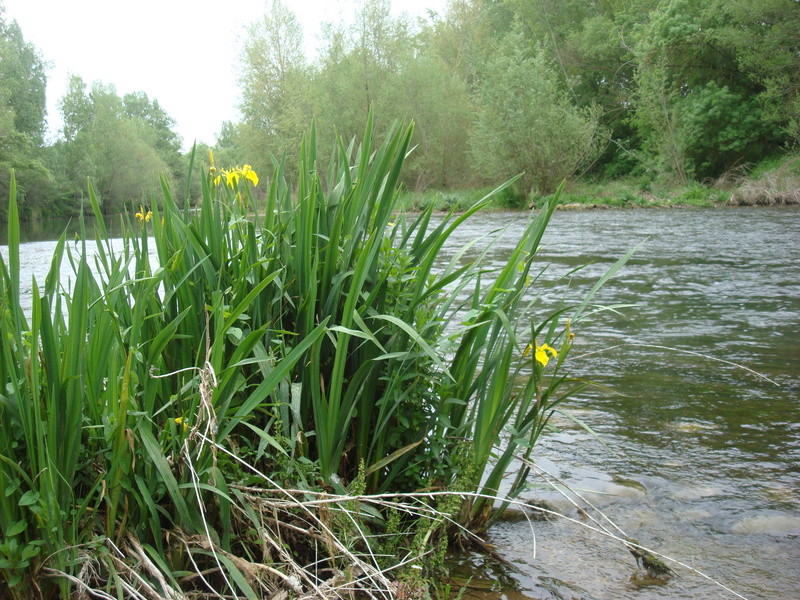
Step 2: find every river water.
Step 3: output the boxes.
[2,207,799,599]
[439,207,800,600]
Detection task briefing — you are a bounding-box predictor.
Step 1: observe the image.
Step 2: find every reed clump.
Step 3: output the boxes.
[0,120,591,598]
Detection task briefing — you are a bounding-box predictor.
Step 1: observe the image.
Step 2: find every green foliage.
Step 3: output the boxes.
[0,119,614,595]
[672,182,726,206]
[0,18,46,145]
[470,30,603,194]
[0,11,51,218]
[397,186,525,212]
[2,0,796,220]
[55,77,181,214]
[679,82,771,178]
[631,0,786,183]
[238,0,312,179]
[219,0,797,197]
[711,0,800,144]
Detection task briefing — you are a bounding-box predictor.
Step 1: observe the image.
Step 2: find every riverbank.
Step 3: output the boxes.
[397,154,800,212]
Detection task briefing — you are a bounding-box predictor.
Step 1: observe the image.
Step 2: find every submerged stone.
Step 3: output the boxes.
[731,514,800,535]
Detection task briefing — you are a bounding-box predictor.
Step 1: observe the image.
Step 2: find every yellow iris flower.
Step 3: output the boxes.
[213,164,259,188]
[523,342,559,367]
[240,164,259,187]
[135,206,153,223]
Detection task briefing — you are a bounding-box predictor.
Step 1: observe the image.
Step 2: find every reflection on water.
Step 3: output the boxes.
[2,207,799,599]
[0,213,129,245]
[437,207,800,600]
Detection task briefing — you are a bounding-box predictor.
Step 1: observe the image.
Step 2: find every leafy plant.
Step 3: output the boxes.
[0,118,619,596]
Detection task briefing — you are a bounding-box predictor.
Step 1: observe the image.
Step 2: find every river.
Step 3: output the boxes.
[440,207,800,600]
[2,207,799,599]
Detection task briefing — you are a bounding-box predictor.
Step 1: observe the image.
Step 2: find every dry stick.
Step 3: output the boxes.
[328,501,403,597]
[524,457,629,541]
[233,483,520,549]
[206,488,323,595]
[189,535,304,594]
[518,457,749,600]
[180,351,235,598]
[202,448,377,598]
[116,580,153,600]
[104,541,173,600]
[183,441,237,599]
[197,433,396,599]
[573,342,780,386]
[261,487,753,600]
[127,535,186,600]
[205,443,752,598]
[102,538,167,600]
[41,568,118,600]
[162,377,747,600]
[234,483,494,553]
[180,537,227,599]
[151,315,234,598]
[301,545,438,598]
[235,481,535,593]
[256,517,319,593]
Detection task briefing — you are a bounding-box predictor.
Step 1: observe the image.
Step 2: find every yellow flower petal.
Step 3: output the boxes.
[534,343,558,367]
[243,166,259,187]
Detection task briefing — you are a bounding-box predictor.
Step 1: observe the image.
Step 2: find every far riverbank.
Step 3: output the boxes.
[398,154,800,213]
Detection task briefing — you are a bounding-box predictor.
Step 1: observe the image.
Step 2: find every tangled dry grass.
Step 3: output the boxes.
[725,155,800,206]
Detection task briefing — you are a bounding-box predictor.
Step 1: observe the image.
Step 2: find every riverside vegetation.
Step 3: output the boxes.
[1,0,798,220]
[0,121,638,599]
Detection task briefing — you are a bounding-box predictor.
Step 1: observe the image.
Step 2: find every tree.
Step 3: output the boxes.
[632,0,779,182]
[711,0,800,145]
[470,29,603,194]
[123,91,183,177]
[0,7,51,218]
[239,0,312,174]
[60,75,94,142]
[389,44,473,189]
[0,17,46,145]
[57,78,180,213]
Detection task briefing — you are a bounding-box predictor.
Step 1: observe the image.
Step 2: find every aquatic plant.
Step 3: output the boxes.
[0,119,592,598]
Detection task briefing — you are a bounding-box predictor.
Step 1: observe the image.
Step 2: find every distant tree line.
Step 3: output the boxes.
[226,0,798,195]
[0,3,188,220]
[1,0,797,219]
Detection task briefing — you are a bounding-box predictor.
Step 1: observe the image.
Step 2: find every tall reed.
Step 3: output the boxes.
[0,119,619,597]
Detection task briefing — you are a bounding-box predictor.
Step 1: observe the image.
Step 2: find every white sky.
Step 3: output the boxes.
[2,0,447,150]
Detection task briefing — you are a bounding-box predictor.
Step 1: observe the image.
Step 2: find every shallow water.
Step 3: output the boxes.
[438,207,800,600]
[2,207,798,599]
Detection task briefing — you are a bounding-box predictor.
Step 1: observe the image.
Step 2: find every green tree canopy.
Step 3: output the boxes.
[227,0,795,196]
[471,30,603,194]
[57,77,180,213]
[0,6,50,218]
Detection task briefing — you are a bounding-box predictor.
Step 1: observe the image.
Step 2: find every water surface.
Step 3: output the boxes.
[440,207,799,600]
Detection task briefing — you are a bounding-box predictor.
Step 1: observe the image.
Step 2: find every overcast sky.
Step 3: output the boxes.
[2,0,446,149]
